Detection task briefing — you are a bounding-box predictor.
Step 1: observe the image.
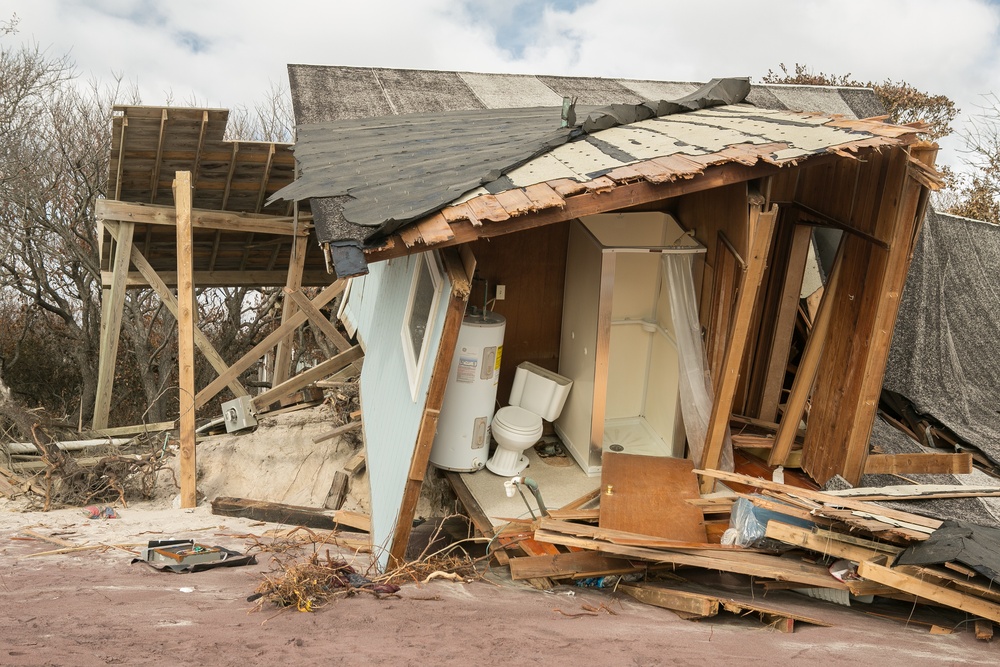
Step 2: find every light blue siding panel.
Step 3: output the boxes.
[355,255,451,570]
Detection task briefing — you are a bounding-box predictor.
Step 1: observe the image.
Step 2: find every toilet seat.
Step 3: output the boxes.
[493,406,542,434]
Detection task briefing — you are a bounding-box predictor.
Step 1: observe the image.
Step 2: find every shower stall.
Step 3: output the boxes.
[556,212,707,474]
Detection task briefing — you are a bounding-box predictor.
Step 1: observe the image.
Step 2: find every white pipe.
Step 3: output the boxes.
[3,438,131,455]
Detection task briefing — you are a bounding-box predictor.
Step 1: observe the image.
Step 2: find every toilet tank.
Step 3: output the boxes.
[508,362,573,422]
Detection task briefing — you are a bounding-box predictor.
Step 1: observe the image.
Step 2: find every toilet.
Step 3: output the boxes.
[487,362,573,476]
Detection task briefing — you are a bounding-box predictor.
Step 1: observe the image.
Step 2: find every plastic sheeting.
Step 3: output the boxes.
[663,254,734,472]
[883,209,1000,465]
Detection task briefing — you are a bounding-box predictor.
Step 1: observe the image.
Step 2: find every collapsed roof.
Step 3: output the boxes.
[275,66,901,276]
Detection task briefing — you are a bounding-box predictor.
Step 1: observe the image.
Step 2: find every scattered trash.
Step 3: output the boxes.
[83,505,119,520]
[132,539,256,573]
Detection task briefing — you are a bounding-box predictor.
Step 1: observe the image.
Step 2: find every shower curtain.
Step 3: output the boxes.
[663,254,734,472]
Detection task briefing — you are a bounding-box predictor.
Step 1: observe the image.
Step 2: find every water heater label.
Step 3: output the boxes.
[456,355,478,383]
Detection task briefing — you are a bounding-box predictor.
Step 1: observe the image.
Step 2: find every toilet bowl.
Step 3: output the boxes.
[487,406,544,476]
[486,362,572,477]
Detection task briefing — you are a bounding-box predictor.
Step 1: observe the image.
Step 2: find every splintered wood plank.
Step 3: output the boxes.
[857,559,1000,624]
[509,551,642,581]
[976,619,994,641]
[465,194,510,223]
[414,212,454,244]
[522,182,565,210]
[863,453,973,475]
[493,188,536,216]
[619,584,720,618]
[399,225,423,247]
[548,178,587,197]
[599,453,707,542]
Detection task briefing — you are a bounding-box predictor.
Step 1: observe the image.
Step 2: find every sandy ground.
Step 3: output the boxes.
[1,501,996,667]
[1,408,997,665]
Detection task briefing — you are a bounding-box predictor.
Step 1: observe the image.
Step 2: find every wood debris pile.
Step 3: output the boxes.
[488,459,1000,639]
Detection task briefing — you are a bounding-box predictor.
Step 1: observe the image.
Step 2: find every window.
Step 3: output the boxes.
[401,252,443,399]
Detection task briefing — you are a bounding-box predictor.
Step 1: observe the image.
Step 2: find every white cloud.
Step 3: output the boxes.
[7,0,1000,169]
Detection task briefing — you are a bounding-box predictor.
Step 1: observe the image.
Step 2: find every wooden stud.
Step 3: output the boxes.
[92,221,134,430]
[95,200,312,237]
[699,202,778,491]
[758,221,812,421]
[149,109,167,203]
[769,241,844,467]
[174,171,197,509]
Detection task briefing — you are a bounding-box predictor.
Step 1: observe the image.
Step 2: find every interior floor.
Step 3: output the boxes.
[602,417,672,457]
[456,438,600,528]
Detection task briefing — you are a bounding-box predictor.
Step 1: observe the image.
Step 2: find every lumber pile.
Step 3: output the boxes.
[509,466,1000,636]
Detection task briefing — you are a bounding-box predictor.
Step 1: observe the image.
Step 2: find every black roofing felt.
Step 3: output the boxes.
[883,210,1000,466]
[272,78,751,246]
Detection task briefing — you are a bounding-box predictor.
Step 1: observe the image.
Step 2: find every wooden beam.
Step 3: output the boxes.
[699,201,778,491]
[222,142,239,210]
[251,345,363,411]
[758,221,812,422]
[387,248,472,568]
[863,453,973,475]
[104,221,248,399]
[92,221,134,430]
[272,235,310,385]
[174,171,197,509]
[364,157,848,265]
[194,279,345,409]
[618,584,720,618]
[96,200,311,236]
[109,270,331,289]
[211,496,370,533]
[286,287,353,353]
[857,559,1000,624]
[768,241,844,466]
[764,521,893,563]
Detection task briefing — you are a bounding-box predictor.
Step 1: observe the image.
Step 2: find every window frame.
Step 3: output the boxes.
[400,251,444,400]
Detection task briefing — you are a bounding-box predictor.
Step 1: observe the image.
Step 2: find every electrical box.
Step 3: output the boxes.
[222,395,257,433]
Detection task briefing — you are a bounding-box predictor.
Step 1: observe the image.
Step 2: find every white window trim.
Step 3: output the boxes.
[401,251,444,401]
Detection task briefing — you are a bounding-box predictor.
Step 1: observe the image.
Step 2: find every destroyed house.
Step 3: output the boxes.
[92,67,942,569]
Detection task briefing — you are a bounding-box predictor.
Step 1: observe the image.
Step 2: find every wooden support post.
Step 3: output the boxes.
[92,221,134,430]
[174,171,197,508]
[195,279,345,409]
[103,221,249,400]
[699,202,778,492]
[387,248,471,567]
[272,235,309,385]
[768,243,844,466]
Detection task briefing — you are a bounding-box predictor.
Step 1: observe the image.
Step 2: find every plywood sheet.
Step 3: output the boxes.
[599,452,706,542]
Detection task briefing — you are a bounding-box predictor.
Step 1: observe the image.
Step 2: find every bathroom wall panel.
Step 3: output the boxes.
[606,324,649,419]
[644,331,682,457]
[468,221,569,402]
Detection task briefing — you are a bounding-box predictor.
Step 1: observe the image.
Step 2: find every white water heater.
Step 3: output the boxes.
[430,312,506,471]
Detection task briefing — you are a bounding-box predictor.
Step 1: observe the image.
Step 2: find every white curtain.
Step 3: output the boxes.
[663,254,734,472]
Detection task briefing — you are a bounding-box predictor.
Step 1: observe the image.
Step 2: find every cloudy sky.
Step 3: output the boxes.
[6,0,1000,170]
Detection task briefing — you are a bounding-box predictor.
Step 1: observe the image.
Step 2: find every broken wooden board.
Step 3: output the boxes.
[600,453,707,542]
[343,450,366,475]
[825,483,1000,501]
[509,551,644,581]
[863,453,973,475]
[764,521,902,563]
[857,559,1000,624]
[211,496,370,533]
[619,582,833,632]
